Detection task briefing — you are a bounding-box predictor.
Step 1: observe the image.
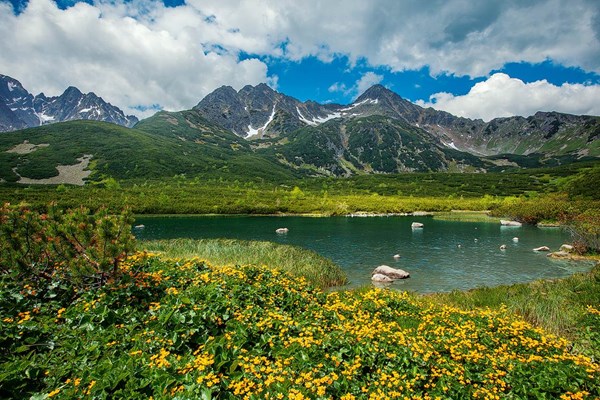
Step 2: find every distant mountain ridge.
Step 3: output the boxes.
[0,74,138,132]
[193,83,342,138]
[193,83,600,159]
[1,79,598,183]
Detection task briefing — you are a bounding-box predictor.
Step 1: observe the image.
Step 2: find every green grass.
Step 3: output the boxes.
[140,238,347,289]
[427,262,600,358]
[432,211,501,223]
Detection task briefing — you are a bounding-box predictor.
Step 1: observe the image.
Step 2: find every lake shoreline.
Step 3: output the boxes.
[134,209,490,218]
[134,214,583,293]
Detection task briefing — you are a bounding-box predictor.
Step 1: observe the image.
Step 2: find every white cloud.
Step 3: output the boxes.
[329,72,383,100]
[181,0,600,76]
[355,72,383,97]
[416,73,600,121]
[328,82,348,94]
[0,0,273,118]
[1,0,599,118]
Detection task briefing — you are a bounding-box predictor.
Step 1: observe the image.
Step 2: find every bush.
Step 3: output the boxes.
[563,209,600,253]
[0,203,136,291]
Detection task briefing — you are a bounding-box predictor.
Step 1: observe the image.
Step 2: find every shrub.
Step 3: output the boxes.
[0,203,135,291]
[563,209,600,253]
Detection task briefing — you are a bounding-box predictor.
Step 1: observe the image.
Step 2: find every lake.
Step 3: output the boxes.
[133,215,594,293]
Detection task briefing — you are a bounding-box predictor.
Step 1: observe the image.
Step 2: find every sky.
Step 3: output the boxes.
[1,0,600,121]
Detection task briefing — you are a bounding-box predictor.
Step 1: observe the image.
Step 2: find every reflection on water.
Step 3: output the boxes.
[134,215,594,293]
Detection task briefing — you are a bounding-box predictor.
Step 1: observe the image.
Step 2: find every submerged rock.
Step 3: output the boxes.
[372,265,410,280]
[411,222,424,229]
[275,228,289,234]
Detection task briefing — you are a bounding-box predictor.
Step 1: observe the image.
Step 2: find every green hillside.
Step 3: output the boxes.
[0,120,296,183]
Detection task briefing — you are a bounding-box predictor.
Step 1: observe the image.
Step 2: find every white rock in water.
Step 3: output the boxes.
[275,228,289,234]
[393,254,401,259]
[512,237,519,242]
[411,222,424,228]
[371,273,394,283]
[533,246,551,252]
[559,244,574,253]
[500,244,507,250]
[372,265,410,279]
[501,220,522,226]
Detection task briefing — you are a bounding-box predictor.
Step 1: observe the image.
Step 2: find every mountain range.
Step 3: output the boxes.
[0,74,138,132]
[0,73,599,183]
[194,83,600,159]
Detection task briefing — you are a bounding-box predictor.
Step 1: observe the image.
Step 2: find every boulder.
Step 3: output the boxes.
[548,251,570,258]
[533,246,551,252]
[371,273,394,283]
[372,265,410,280]
[500,245,507,250]
[393,254,401,259]
[275,228,289,234]
[559,244,574,253]
[512,237,519,242]
[500,220,522,227]
[411,222,424,229]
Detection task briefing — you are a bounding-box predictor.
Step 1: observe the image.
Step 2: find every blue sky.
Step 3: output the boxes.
[2,0,600,120]
[260,56,600,105]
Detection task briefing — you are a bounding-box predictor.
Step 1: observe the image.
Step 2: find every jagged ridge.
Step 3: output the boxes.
[0,74,138,132]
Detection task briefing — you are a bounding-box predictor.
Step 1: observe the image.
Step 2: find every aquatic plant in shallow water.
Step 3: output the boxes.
[1,254,598,399]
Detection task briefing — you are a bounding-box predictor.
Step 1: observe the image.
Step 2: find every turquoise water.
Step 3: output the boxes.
[134,215,593,293]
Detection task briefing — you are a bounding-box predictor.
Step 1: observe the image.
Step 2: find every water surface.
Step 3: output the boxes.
[134,215,593,293]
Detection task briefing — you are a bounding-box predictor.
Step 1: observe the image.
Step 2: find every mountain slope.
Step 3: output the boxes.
[0,74,138,132]
[194,83,600,161]
[256,115,489,175]
[193,83,342,138]
[0,120,296,183]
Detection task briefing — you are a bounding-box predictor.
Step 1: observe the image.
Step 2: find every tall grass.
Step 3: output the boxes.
[427,262,600,358]
[140,238,347,289]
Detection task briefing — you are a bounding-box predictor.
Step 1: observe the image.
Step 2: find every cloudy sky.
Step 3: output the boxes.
[2,0,600,121]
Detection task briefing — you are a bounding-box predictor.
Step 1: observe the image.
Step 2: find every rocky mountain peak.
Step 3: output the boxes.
[0,73,138,131]
[63,86,83,97]
[355,84,395,101]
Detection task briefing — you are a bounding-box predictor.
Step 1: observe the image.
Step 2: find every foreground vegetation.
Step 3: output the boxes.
[140,238,347,289]
[2,254,599,399]
[1,204,600,398]
[429,263,600,360]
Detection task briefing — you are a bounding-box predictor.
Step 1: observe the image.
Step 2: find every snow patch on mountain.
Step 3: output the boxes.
[247,105,276,138]
[37,112,55,123]
[442,141,459,150]
[339,98,379,112]
[297,107,341,126]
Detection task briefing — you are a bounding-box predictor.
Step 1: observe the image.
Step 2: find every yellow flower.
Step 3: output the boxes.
[47,389,60,397]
